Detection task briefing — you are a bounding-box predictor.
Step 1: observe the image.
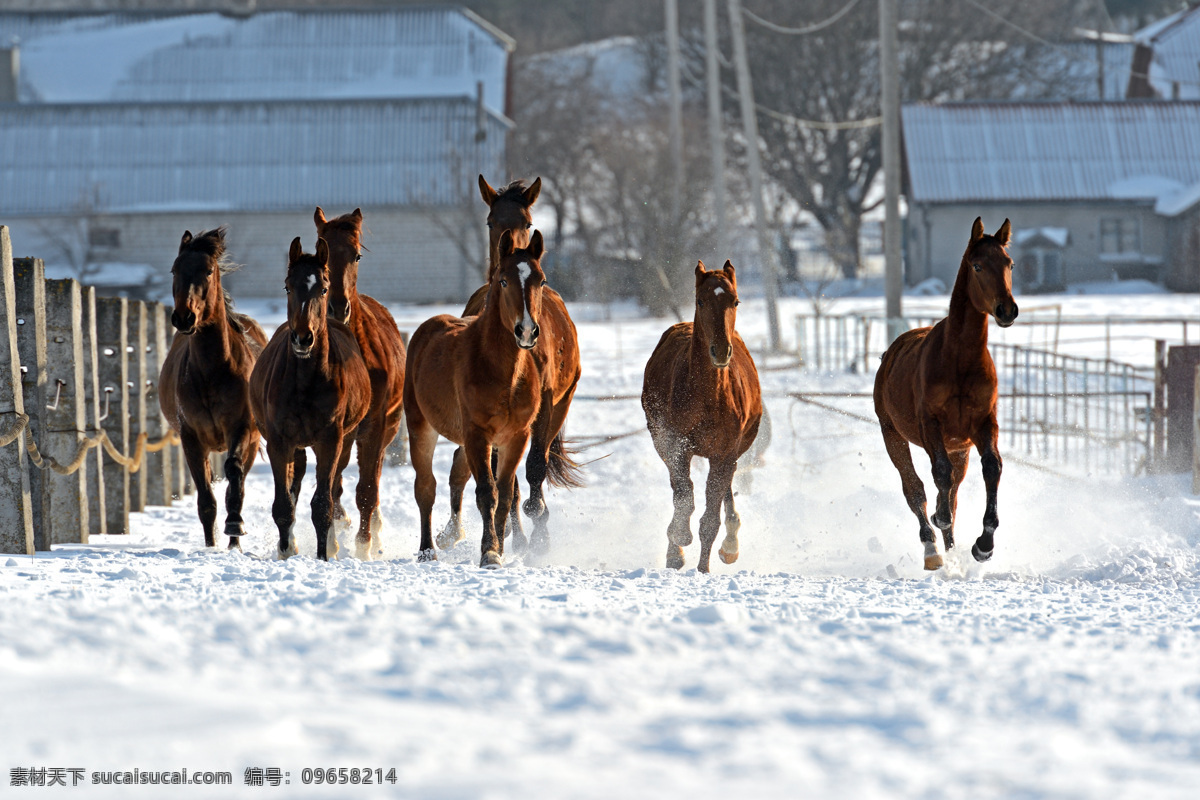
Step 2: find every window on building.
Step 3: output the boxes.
[88,227,120,249]
[1099,218,1140,255]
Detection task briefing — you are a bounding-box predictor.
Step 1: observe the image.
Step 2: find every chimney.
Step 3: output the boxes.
[0,45,18,104]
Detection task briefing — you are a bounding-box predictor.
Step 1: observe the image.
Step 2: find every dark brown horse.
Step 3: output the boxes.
[874,217,1019,570]
[160,228,268,550]
[642,261,763,573]
[438,175,582,557]
[313,207,406,560]
[407,230,547,569]
[249,237,371,561]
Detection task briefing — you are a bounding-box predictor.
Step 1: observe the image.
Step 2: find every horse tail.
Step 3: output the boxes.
[545,432,586,489]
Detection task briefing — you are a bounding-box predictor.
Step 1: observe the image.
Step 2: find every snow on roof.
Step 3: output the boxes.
[902,102,1200,205]
[0,97,511,216]
[1155,181,1200,217]
[2,8,512,113]
[1014,227,1069,248]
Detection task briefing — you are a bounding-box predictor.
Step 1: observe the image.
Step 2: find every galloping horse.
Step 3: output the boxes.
[642,261,763,573]
[249,238,371,561]
[874,217,1019,570]
[438,176,582,556]
[407,230,547,569]
[313,207,406,560]
[160,228,268,550]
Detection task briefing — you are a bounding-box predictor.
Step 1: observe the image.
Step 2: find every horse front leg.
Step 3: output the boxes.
[973,416,1003,562]
[180,428,216,548]
[523,387,567,555]
[697,459,736,573]
[718,482,741,566]
[310,433,345,562]
[267,441,297,559]
[921,415,956,538]
[494,437,528,563]
[944,449,970,553]
[464,432,501,569]
[353,415,386,561]
[651,429,694,570]
[879,419,940,569]
[437,446,470,550]
[222,422,256,552]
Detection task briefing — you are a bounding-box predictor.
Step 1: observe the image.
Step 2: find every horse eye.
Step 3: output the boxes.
[698,300,704,308]
[525,223,532,230]
[734,300,740,307]
[355,254,362,262]
[541,279,548,287]
[500,279,508,287]
[206,270,214,277]
[322,288,328,296]
[972,263,981,272]
[487,222,494,230]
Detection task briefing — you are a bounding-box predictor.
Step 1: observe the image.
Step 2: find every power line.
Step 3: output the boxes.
[743,0,864,36]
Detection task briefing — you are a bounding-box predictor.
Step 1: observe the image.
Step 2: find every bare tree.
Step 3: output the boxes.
[32,184,109,283]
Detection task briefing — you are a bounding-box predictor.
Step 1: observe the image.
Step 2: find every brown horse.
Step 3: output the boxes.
[874,217,1019,570]
[160,228,268,550]
[313,207,406,560]
[642,261,763,573]
[439,175,582,557]
[407,229,547,569]
[249,237,371,561]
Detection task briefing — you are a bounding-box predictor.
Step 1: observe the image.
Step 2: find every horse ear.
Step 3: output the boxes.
[498,229,516,258]
[723,259,737,288]
[478,174,498,206]
[523,177,542,206]
[970,217,985,243]
[179,230,192,252]
[528,230,545,260]
[352,208,362,222]
[695,261,708,287]
[288,237,303,265]
[314,206,326,228]
[315,237,330,267]
[996,218,1012,246]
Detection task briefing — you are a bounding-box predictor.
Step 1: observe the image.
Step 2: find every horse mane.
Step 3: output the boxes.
[496,180,531,204]
[182,227,245,334]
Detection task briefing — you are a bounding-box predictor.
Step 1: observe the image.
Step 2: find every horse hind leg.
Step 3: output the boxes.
[436,447,470,550]
[353,417,389,561]
[941,449,969,553]
[879,421,941,570]
[507,473,527,555]
[973,418,1003,563]
[268,444,298,559]
[221,424,257,552]
[653,433,694,570]
[718,482,741,565]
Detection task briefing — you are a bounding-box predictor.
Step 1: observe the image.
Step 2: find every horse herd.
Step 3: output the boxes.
[159,172,1019,573]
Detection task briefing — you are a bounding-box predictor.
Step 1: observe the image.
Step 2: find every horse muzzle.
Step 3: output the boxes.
[994,302,1019,328]
[710,344,733,369]
[515,321,540,350]
[329,303,351,325]
[171,309,197,335]
[290,331,315,358]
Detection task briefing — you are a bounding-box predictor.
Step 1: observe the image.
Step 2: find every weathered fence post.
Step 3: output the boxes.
[12,256,49,549]
[143,302,172,506]
[1154,339,1166,469]
[43,278,90,544]
[81,285,106,535]
[126,300,148,513]
[1193,364,1200,495]
[0,227,35,555]
[97,297,130,535]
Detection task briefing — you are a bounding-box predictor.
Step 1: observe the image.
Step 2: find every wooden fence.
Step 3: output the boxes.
[1,226,189,555]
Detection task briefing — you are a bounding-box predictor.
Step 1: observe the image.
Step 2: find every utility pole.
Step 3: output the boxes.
[727,0,781,352]
[665,0,684,228]
[704,0,727,261]
[880,0,904,342]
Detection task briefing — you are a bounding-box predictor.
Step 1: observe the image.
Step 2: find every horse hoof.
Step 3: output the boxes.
[971,542,993,563]
[417,548,437,563]
[932,512,952,531]
[278,546,297,561]
[480,551,503,569]
[354,539,374,561]
[718,548,738,565]
[227,537,242,553]
[369,508,385,537]
[668,528,693,547]
[435,520,465,550]
[923,553,944,570]
[666,546,685,570]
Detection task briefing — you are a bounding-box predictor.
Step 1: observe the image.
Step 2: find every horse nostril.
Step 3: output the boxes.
[710,345,718,358]
[531,323,540,340]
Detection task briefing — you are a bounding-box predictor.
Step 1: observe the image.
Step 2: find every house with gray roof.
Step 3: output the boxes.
[902,101,1200,292]
[0,6,515,303]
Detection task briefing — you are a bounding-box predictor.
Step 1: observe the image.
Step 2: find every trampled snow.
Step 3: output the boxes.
[2,294,1199,798]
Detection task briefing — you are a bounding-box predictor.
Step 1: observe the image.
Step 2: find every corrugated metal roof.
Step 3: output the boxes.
[0,97,510,216]
[2,8,511,112]
[902,102,1200,204]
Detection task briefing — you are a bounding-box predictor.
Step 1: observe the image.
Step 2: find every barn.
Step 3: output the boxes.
[902,101,1200,293]
[0,6,515,303]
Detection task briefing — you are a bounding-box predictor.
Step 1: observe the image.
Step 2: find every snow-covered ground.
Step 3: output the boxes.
[3,294,1200,798]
